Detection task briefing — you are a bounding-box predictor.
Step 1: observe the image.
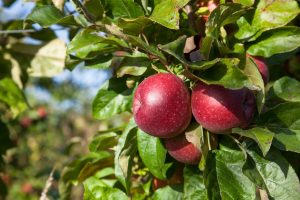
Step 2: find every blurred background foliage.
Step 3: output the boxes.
[1,0,300,199]
[0,0,112,199]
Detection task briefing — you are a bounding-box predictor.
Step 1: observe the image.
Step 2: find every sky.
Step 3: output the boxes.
[0,0,112,109]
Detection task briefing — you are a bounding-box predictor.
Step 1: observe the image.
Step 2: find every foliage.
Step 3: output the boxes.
[1,0,300,199]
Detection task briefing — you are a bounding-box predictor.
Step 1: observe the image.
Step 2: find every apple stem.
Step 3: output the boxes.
[206,131,212,151]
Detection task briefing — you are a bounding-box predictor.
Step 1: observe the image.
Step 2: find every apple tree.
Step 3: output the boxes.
[1,0,300,199]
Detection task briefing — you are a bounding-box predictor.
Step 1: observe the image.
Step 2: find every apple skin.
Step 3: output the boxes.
[37,106,47,119]
[20,117,32,128]
[21,182,33,194]
[164,133,201,164]
[248,55,269,84]
[133,73,192,138]
[191,82,256,133]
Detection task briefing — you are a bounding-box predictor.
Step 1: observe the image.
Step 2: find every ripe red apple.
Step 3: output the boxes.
[133,73,192,138]
[37,106,47,119]
[20,117,32,128]
[191,82,256,133]
[0,174,11,185]
[21,182,33,194]
[247,55,269,84]
[164,133,201,164]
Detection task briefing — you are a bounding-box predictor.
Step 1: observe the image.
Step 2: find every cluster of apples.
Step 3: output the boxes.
[133,57,269,165]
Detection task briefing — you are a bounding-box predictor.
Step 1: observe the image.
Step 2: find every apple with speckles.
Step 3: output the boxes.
[133,73,192,138]
[191,82,256,133]
[164,133,201,164]
[247,55,269,84]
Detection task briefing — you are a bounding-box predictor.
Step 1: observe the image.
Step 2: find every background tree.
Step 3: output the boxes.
[1,0,300,200]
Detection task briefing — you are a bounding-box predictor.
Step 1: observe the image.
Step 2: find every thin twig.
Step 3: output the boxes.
[72,0,94,23]
[40,167,56,200]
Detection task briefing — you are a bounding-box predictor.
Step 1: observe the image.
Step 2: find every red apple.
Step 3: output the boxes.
[0,174,11,185]
[133,73,192,138]
[37,106,47,119]
[247,55,269,84]
[21,182,33,194]
[20,117,32,128]
[165,133,201,164]
[191,82,256,133]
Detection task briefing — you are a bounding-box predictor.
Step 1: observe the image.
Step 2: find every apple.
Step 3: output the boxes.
[191,82,256,133]
[20,117,32,128]
[37,106,47,119]
[247,55,269,84]
[133,73,192,138]
[164,133,201,164]
[0,174,11,185]
[21,182,33,194]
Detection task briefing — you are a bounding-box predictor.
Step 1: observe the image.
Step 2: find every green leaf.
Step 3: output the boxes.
[84,55,113,69]
[114,118,137,192]
[61,152,114,184]
[89,132,118,152]
[68,29,125,59]
[116,52,150,77]
[271,76,300,102]
[127,35,166,62]
[158,37,255,77]
[257,102,300,153]
[107,0,144,19]
[204,143,256,200]
[197,58,253,90]
[152,185,183,200]
[83,180,128,200]
[118,17,152,35]
[149,0,189,30]
[203,152,219,200]
[158,36,187,64]
[235,0,300,40]
[183,166,207,200]
[232,0,254,6]
[84,0,105,21]
[233,127,274,156]
[206,3,248,39]
[137,129,171,180]
[247,27,300,57]
[92,78,133,120]
[246,147,300,200]
[26,5,78,27]
[9,39,66,77]
[0,78,28,117]
[243,57,265,112]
